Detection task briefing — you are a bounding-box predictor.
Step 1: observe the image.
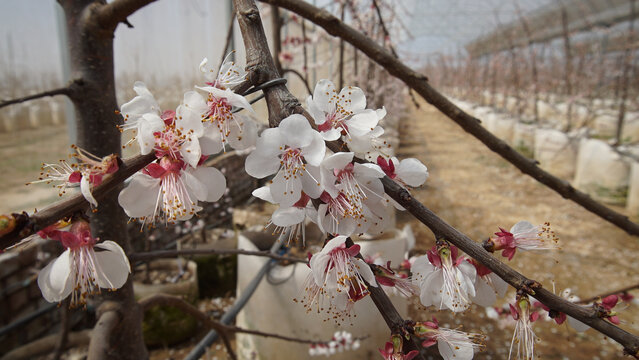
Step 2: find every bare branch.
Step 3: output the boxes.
[0,86,72,109]
[219,10,237,71]
[94,0,158,31]
[129,248,306,263]
[282,68,312,95]
[1,330,91,360]
[579,282,639,305]
[87,303,121,360]
[0,153,155,251]
[261,0,639,237]
[380,176,639,356]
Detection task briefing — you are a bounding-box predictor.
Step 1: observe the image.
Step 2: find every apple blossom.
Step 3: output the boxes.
[508,294,540,360]
[378,335,419,360]
[414,318,484,360]
[533,289,590,332]
[377,156,429,188]
[37,221,130,307]
[306,79,382,141]
[297,236,377,322]
[412,242,476,312]
[29,146,119,208]
[467,259,509,307]
[118,156,226,225]
[118,81,165,154]
[245,114,325,207]
[484,221,560,260]
[252,186,317,246]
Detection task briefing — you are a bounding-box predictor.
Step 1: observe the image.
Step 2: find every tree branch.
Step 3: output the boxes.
[51,299,71,360]
[0,86,74,109]
[380,176,639,356]
[282,68,312,95]
[0,330,92,360]
[94,0,158,31]
[261,0,639,237]
[579,282,639,305]
[129,248,306,263]
[0,153,155,251]
[87,303,122,360]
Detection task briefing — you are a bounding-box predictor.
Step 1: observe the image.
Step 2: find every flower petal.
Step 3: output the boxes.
[94,241,131,289]
[397,158,429,187]
[272,206,306,227]
[37,249,73,303]
[80,175,98,208]
[118,173,161,218]
[353,258,377,287]
[301,131,326,166]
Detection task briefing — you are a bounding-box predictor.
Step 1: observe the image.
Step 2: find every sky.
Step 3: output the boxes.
[0,0,554,91]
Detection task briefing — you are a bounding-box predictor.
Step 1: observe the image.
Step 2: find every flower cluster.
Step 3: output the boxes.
[117,57,256,225]
[247,80,428,243]
[308,331,360,356]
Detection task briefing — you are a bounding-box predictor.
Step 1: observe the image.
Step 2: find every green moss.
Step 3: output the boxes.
[591,184,629,205]
[515,142,534,159]
[143,304,199,347]
[195,254,237,298]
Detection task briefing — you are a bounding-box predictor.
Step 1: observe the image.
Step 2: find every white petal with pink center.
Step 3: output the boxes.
[245,114,325,207]
[119,82,165,153]
[37,240,130,305]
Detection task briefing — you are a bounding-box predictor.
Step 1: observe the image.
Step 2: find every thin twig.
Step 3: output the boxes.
[282,68,312,95]
[129,248,306,263]
[219,10,237,72]
[261,0,639,237]
[0,87,72,109]
[579,282,639,305]
[0,153,155,251]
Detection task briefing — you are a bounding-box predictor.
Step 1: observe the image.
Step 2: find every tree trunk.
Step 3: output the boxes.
[60,1,147,359]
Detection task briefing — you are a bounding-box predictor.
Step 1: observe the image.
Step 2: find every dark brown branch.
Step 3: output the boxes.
[579,282,639,305]
[140,294,237,360]
[87,303,121,360]
[282,68,312,95]
[379,176,639,356]
[0,86,73,109]
[371,0,398,58]
[129,248,306,263]
[94,0,158,31]
[271,5,283,75]
[261,0,639,237]
[0,153,155,251]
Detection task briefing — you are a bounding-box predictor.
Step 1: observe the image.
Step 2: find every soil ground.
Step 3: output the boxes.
[398,99,639,359]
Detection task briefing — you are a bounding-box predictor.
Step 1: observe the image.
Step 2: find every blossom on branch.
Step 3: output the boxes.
[307,79,382,142]
[29,146,119,208]
[37,220,130,307]
[378,334,419,360]
[467,259,509,307]
[412,242,476,312]
[508,294,539,360]
[414,317,484,360]
[119,81,165,154]
[297,236,376,323]
[483,221,559,260]
[245,114,325,207]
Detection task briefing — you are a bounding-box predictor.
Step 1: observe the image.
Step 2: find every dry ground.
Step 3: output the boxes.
[398,100,639,359]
